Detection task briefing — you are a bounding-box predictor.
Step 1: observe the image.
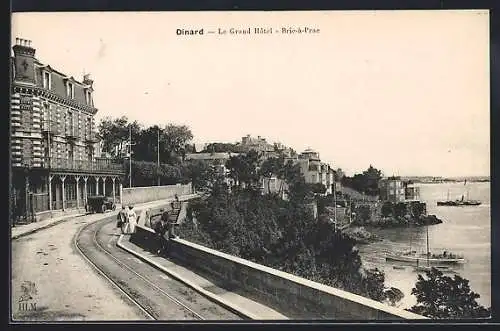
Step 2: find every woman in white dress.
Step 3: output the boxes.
[125,205,138,234]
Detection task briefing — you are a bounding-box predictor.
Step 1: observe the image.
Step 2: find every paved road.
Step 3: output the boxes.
[12,211,240,321]
[12,212,146,321]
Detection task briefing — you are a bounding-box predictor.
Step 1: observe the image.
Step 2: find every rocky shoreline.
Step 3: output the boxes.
[368,214,443,229]
[344,226,382,244]
[346,215,443,244]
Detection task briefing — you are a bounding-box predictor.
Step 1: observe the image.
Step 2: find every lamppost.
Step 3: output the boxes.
[128,124,136,188]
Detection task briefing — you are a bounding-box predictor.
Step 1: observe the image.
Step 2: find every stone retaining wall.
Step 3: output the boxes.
[132,224,426,320]
[122,183,192,206]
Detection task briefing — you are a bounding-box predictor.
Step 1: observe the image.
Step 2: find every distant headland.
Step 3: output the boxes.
[400,176,490,184]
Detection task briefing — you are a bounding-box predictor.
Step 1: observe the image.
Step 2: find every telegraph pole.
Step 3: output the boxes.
[333,182,337,226]
[157,127,160,186]
[129,125,133,188]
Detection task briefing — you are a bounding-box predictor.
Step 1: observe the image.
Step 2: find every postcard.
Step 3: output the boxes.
[10,10,490,322]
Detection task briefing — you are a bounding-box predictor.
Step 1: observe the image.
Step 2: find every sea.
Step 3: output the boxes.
[357,181,491,309]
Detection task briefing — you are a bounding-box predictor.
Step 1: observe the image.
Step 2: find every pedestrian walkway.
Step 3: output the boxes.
[117,235,288,320]
[11,212,87,240]
[11,194,199,240]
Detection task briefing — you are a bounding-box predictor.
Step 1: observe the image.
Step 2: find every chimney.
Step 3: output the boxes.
[13,38,35,57]
[12,38,36,83]
[83,73,94,87]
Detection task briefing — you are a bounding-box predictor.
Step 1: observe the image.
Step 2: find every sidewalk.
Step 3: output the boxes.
[117,235,288,320]
[11,194,199,240]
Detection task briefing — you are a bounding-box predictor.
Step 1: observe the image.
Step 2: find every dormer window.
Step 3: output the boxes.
[42,71,51,89]
[85,90,93,106]
[66,82,74,99]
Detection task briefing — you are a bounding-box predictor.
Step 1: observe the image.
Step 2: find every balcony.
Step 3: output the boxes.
[85,133,99,144]
[65,126,78,139]
[25,157,125,174]
[41,122,61,135]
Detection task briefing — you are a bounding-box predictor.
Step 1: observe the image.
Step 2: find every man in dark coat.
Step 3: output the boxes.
[154,209,169,255]
[117,206,127,230]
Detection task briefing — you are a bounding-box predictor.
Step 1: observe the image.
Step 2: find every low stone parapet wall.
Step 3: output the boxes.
[131,224,426,320]
[122,183,192,206]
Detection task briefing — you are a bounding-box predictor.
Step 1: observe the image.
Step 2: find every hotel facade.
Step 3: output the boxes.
[10,38,125,222]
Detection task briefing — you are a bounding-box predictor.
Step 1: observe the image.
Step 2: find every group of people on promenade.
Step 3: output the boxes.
[116,205,138,234]
[116,195,181,255]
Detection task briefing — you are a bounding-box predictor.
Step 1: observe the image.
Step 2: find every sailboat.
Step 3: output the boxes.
[437,181,481,206]
[385,220,465,265]
[414,226,459,273]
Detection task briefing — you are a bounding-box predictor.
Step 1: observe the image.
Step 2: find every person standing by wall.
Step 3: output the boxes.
[125,205,137,234]
[154,208,169,254]
[117,206,127,229]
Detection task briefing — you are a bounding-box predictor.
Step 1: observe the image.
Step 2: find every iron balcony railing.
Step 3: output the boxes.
[65,126,79,138]
[36,157,125,174]
[40,122,98,142]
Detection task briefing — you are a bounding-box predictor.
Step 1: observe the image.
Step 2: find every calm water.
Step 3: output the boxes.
[357,182,491,309]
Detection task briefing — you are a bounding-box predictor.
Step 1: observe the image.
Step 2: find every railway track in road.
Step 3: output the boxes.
[74,217,241,320]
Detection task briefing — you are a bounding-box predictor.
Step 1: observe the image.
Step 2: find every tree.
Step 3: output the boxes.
[276,159,299,197]
[202,142,242,153]
[309,183,327,195]
[98,117,195,167]
[126,160,183,187]
[362,268,387,302]
[134,125,161,162]
[162,124,194,163]
[285,162,313,202]
[259,157,284,194]
[341,165,383,196]
[182,159,218,193]
[384,287,405,307]
[225,150,260,189]
[98,116,141,157]
[177,174,396,305]
[362,165,383,196]
[409,268,491,319]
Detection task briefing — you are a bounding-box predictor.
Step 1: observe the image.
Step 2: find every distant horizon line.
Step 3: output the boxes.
[391,175,490,180]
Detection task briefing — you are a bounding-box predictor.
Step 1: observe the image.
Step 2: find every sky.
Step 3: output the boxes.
[11,10,490,177]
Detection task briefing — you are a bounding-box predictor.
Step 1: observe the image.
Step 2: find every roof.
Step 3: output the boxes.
[11,45,96,112]
[303,148,317,154]
[34,63,93,107]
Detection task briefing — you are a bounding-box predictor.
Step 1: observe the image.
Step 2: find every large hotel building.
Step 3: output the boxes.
[10,38,125,221]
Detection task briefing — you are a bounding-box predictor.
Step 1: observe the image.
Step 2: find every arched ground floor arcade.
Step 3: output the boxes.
[11,168,125,223]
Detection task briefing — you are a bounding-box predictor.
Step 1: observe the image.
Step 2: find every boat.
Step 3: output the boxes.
[414,227,460,273]
[437,182,481,206]
[385,251,465,265]
[414,226,465,272]
[437,198,481,206]
[386,220,465,265]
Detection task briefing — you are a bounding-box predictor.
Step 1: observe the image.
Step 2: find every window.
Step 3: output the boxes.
[86,146,93,161]
[43,103,51,131]
[68,144,74,161]
[43,71,51,89]
[87,117,92,136]
[68,111,74,135]
[66,82,74,98]
[85,90,93,105]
